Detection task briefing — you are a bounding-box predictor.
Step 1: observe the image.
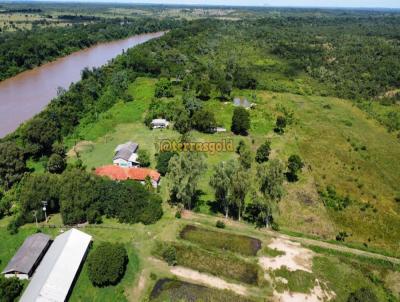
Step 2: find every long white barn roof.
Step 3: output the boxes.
[20,228,92,302]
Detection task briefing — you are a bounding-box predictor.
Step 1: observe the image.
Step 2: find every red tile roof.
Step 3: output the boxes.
[95,165,160,182]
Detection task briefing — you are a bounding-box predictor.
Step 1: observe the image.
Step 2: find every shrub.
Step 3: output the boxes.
[347,287,378,302]
[0,276,23,302]
[216,220,225,229]
[320,186,351,211]
[274,115,287,134]
[287,154,304,182]
[7,219,20,235]
[271,222,280,231]
[87,242,128,287]
[137,149,151,167]
[175,211,181,219]
[154,78,173,98]
[255,141,271,164]
[47,153,66,174]
[336,231,350,242]
[161,245,177,266]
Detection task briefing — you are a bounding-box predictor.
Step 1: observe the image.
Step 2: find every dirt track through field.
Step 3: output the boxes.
[170,266,248,296]
[183,211,400,265]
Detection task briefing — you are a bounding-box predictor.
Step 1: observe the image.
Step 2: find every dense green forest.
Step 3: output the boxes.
[0,10,400,248]
[0,17,181,80]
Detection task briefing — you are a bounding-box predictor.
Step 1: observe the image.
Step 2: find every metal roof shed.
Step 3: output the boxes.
[20,228,92,302]
[1,233,51,280]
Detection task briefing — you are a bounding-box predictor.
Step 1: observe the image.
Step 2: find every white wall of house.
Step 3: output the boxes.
[113,158,132,167]
[4,273,29,280]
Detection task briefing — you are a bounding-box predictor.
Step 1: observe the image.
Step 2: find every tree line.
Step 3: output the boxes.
[0,17,182,80]
[4,167,162,233]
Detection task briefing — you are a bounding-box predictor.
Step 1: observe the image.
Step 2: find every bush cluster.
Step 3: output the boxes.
[87,242,128,287]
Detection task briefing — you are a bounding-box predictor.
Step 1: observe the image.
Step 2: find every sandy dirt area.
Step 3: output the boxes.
[259,237,314,272]
[170,266,248,296]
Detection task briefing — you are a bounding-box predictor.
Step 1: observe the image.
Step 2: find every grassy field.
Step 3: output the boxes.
[66,76,400,256]
[180,224,261,256]
[0,205,399,301]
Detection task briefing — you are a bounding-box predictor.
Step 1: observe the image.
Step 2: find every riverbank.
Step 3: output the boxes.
[0,31,165,138]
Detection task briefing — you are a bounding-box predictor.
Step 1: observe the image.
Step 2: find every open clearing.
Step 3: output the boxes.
[259,238,314,272]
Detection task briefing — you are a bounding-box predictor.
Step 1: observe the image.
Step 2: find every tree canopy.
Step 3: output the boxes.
[87,242,128,287]
[231,107,250,135]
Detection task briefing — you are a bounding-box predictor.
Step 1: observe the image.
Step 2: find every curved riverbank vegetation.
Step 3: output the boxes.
[0,17,181,81]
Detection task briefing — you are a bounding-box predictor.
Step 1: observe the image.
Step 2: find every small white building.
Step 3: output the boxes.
[151,118,169,129]
[113,141,139,167]
[212,127,227,133]
[19,228,92,302]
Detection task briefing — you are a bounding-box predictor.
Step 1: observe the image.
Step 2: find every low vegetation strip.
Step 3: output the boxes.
[305,244,400,272]
[180,225,261,256]
[155,242,260,285]
[150,278,255,302]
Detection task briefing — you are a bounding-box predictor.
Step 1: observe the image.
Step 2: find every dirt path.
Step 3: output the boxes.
[183,211,400,265]
[170,266,248,296]
[128,271,147,301]
[272,231,400,265]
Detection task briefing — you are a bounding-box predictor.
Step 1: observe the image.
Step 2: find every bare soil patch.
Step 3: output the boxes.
[170,266,248,296]
[259,238,314,272]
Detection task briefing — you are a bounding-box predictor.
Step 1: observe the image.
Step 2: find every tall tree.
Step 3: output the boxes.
[22,117,60,157]
[192,109,217,133]
[0,142,27,190]
[230,166,250,221]
[167,152,206,210]
[196,76,211,100]
[173,107,191,134]
[231,107,250,135]
[156,151,177,176]
[182,91,202,117]
[19,173,60,222]
[209,160,236,218]
[258,159,285,202]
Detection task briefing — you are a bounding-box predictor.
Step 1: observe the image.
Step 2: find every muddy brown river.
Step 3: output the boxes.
[0,31,164,138]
